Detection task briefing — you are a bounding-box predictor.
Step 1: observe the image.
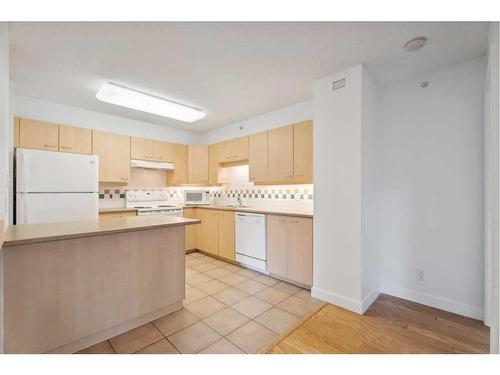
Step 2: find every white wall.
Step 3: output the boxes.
[379,57,486,319]
[485,21,499,354]
[312,65,364,312]
[0,21,10,355]
[361,66,381,310]
[203,100,312,144]
[13,95,200,145]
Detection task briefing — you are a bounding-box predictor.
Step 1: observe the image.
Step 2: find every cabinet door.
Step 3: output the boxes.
[268,125,293,182]
[293,120,313,183]
[183,208,197,251]
[19,118,59,151]
[221,136,249,162]
[287,217,313,286]
[208,143,220,185]
[249,131,268,183]
[59,125,92,155]
[195,209,218,255]
[188,144,209,185]
[154,140,173,162]
[92,130,131,184]
[131,137,154,161]
[266,215,288,278]
[218,211,235,261]
[14,117,20,148]
[167,143,188,185]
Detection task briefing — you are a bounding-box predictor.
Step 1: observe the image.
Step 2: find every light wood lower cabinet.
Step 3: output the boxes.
[19,118,59,152]
[195,209,219,256]
[59,125,92,155]
[267,215,313,286]
[99,211,137,219]
[183,208,197,251]
[195,209,235,261]
[92,130,131,184]
[217,211,235,261]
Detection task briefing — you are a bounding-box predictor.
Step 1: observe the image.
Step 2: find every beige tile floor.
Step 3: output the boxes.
[77,252,321,354]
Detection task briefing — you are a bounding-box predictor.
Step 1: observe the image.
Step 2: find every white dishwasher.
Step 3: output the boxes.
[235,212,267,272]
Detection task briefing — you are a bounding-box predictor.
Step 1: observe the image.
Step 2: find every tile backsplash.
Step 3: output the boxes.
[99,184,314,210]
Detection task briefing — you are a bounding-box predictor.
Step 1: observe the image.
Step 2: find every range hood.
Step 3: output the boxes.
[130,159,174,170]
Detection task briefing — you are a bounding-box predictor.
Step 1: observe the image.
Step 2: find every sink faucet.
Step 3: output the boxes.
[237,197,243,208]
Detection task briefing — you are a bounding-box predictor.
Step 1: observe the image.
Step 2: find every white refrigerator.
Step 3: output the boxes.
[16,148,99,224]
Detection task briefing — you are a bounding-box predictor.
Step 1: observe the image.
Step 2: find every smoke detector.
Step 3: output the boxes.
[404,37,427,52]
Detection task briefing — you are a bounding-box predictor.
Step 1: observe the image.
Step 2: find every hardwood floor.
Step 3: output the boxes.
[265,294,490,354]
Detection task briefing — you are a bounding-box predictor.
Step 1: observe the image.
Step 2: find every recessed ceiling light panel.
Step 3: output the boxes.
[96,83,206,123]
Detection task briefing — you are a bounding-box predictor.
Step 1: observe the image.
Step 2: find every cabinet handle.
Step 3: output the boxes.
[44,144,57,148]
[61,146,73,150]
[278,219,286,223]
[120,177,127,181]
[289,220,298,223]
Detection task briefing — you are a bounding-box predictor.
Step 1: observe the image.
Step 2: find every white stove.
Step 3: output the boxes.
[126,190,183,217]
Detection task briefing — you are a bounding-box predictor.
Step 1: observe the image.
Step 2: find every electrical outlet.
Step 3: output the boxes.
[417,270,425,282]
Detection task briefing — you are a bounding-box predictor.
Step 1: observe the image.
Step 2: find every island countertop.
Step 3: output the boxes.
[2,215,200,247]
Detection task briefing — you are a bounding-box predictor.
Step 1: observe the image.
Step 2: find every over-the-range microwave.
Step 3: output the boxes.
[184,190,211,205]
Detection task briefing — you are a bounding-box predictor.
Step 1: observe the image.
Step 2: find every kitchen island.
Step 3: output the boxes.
[1,215,200,354]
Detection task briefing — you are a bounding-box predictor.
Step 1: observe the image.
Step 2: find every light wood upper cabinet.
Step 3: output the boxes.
[167,143,188,185]
[209,143,220,185]
[293,120,313,183]
[267,215,313,286]
[92,130,131,184]
[249,131,268,183]
[19,118,59,152]
[287,217,313,286]
[131,137,154,161]
[220,136,249,163]
[58,125,92,155]
[218,211,235,261]
[188,144,209,185]
[268,125,294,182]
[13,117,20,148]
[154,140,173,162]
[195,209,219,256]
[183,208,197,252]
[266,215,288,279]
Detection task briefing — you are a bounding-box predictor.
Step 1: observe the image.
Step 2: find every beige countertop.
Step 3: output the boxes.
[3,216,200,247]
[98,204,313,218]
[188,204,313,218]
[99,207,138,213]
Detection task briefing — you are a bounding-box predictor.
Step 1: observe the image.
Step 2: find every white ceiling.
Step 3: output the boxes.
[8,22,488,133]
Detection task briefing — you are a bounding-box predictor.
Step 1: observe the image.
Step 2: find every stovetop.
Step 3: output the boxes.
[125,190,182,211]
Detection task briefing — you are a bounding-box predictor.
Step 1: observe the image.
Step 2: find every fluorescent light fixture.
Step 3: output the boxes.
[96,82,205,122]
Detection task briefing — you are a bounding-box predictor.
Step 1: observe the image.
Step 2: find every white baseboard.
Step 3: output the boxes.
[361,290,380,313]
[311,286,363,314]
[382,283,484,320]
